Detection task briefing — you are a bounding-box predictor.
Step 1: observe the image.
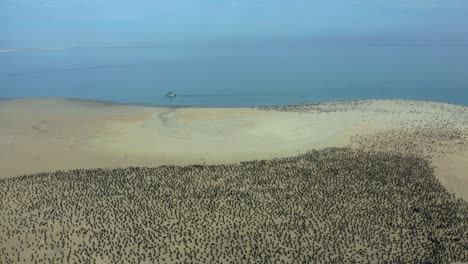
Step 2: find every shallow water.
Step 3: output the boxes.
[1,46,467,107]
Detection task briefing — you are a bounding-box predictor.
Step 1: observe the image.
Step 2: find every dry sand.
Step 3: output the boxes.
[1,97,467,200]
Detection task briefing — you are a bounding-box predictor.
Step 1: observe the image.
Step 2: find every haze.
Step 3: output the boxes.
[1,0,468,49]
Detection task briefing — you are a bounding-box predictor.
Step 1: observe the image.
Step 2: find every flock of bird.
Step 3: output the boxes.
[261,100,468,158]
[1,100,468,263]
[1,148,467,263]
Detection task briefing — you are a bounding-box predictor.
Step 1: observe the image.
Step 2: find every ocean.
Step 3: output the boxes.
[1,45,467,107]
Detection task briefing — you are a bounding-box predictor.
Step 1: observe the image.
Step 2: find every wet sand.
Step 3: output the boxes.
[1,97,467,200]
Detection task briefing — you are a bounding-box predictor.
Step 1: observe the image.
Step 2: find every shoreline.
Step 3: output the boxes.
[1,96,467,109]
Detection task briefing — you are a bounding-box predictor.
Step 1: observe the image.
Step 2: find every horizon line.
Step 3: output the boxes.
[2,42,468,53]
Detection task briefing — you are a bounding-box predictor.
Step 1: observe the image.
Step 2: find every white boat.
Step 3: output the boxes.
[165,91,176,98]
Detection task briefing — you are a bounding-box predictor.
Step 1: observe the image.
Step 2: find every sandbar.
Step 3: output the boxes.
[1,97,467,200]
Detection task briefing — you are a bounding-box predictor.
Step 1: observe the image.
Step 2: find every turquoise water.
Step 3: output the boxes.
[1,46,467,107]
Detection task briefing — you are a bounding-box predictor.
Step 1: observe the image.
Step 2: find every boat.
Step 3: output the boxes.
[165,91,176,98]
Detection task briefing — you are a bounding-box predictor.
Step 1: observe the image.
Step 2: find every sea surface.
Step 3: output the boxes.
[1,46,467,107]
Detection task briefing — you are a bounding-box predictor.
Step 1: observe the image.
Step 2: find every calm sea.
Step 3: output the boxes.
[1,46,467,107]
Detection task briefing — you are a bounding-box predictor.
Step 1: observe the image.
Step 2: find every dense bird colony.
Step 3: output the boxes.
[260,100,468,158]
[259,100,468,119]
[259,100,373,113]
[351,126,468,158]
[1,148,467,263]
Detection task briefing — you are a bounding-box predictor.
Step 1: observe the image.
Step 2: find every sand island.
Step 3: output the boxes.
[0,98,467,263]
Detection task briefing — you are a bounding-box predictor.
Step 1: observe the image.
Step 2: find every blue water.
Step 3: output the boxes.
[1,46,467,107]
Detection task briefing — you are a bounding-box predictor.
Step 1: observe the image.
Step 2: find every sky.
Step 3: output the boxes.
[1,0,468,49]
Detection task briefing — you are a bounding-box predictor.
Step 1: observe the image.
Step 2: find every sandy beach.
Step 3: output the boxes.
[1,97,467,200]
[2,97,468,263]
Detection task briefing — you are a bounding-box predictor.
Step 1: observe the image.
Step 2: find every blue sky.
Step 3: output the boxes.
[1,0,468,49]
